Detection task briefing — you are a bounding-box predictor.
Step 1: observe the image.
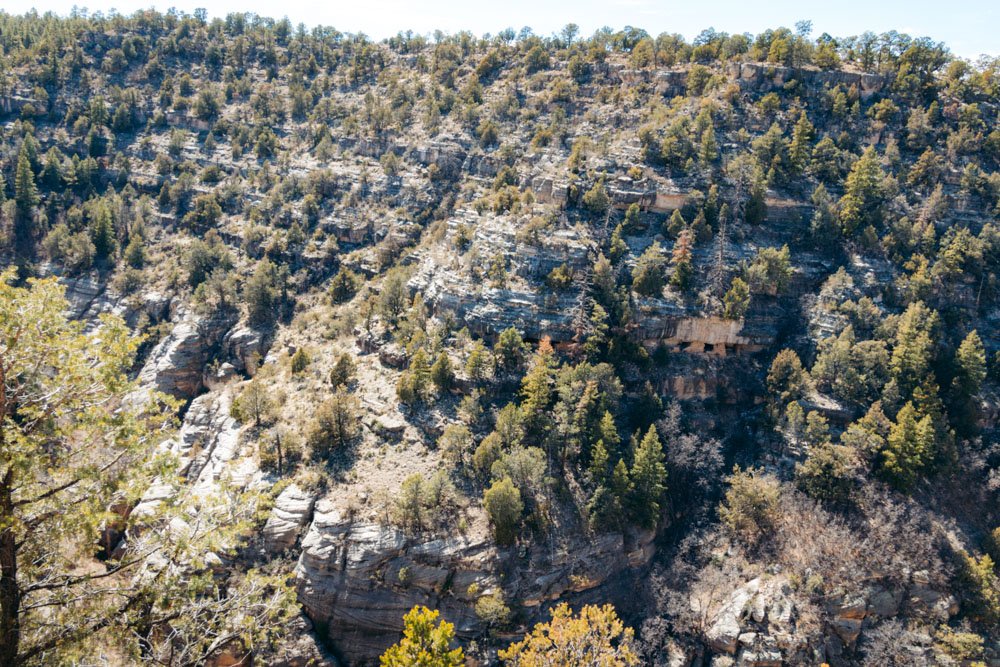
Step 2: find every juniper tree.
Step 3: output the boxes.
[0,271,295,665]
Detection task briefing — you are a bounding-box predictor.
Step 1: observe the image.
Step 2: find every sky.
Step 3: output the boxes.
[4,0,997,60]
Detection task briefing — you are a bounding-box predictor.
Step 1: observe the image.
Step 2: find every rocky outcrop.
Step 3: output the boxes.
[222,324,269,374]
[159,390,263,493]
[138,310,237,398]
[695,574,958,665]
[294,500,655,664]
[264,484,316,554]
[728,63,887,98]
[258,614,339,667]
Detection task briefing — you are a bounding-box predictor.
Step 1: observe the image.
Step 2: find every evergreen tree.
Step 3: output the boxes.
[494,327,528,374]
[796,442,855,505]
[381,606,464,666]
[90,203,117,261]
[465,340,491,382]
[41,148,64,188]
[123,232,147,268]
[953,330,986,399]
[890,301,939,396]
[629,426,667,529]
[669,229,693,291]
[14,153,38,218]
[788,111,814,173]
[409,348,431,399]
[722,277,751,319]
[430,352,455,392]
[483,477,523,545]
[880,401,934,492]
[665,209,686,238]
[839,146,886,237]
[330,352,356,388]
[608,224,627,263]
[744,168,767,225]
[632,241,666,297]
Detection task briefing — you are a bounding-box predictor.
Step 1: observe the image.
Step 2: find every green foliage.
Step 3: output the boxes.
[720,466,781,540]
[245,258,285,326]
[957,552,1000,626]
[307,388,360,455]
[953,330,986,399]
[796,442,855,505]
[839,146,886,236]
[330,352,356,388]
[290,347,311,374]
[889,301,939,396]
[632,241,666,297]
[483,477,523,545]
[380,606,464,666]
[431,353,455,392]
[494,327,529,374]
[582,181,610,215]
[879,401,934,492]
[767,349,810,408]
[722,277,751,319]
[0,271,295,663]
[629,426,667,529]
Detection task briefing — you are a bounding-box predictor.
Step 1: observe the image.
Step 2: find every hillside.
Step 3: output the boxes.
[1,10,1000,666]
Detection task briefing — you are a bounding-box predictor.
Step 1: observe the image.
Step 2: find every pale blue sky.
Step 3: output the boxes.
[6,0,997,59]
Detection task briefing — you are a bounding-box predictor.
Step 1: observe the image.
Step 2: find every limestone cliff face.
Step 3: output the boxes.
[137,309,238,398]
[293,499,655,664]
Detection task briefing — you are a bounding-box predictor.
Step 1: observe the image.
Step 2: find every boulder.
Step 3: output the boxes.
[138,312,236,398]
[264,484,316,554]
[223,324,269,373]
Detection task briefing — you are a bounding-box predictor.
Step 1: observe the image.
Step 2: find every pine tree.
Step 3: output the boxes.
[465,340,491,382]
[90,203,117,261]
[629,426,667,529]
[589,411,619,484]
[330,352,356,388]
[41,148,63,188]
[788,111,814,173]
[632,241,666,297]
[839,146,886,237]
[123,232,147,268]
[590,439,610,485]
[611,458,632,502]
[483,477,523,545]
[430,352,454,392]
[890,301,939,396]
[699,125,717,166]
[609,224,627,263]
[880,401,934,492]
[14,153,38,218]
[953,330,986,399]
[409,348,431,399]
[744,168,767,225]
[493,327,528,374]
[722,277,751,319]
[665,209,686,238]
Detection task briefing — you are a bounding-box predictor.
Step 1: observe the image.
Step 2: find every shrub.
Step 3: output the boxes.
[307,389,359,455]
[483,477,523,545]
[719,466,781,540]
[290,347,310,375]
[329,353,356,388]
[474,591,511,631]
